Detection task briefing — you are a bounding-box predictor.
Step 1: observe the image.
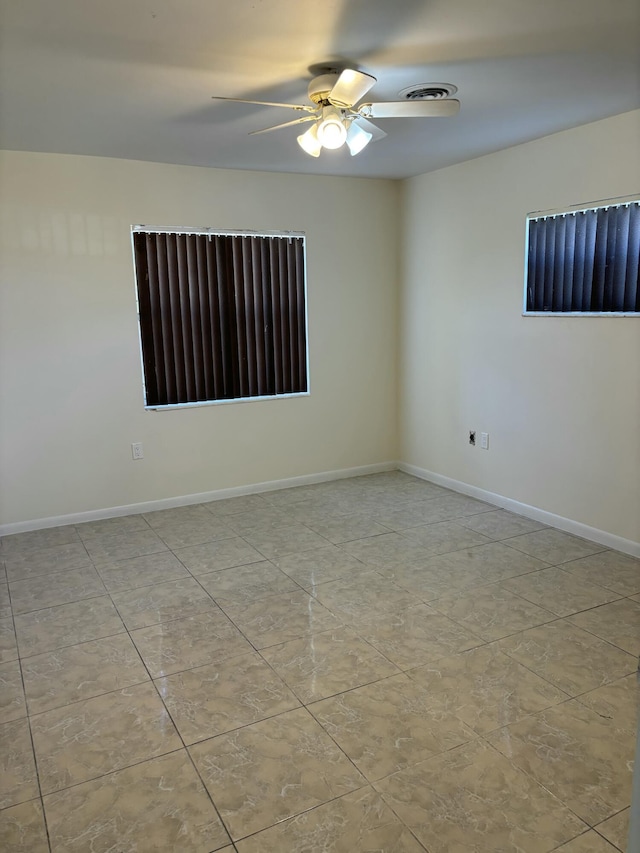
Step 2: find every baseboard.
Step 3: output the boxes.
[398,462,640,559]
[0,461,397,536]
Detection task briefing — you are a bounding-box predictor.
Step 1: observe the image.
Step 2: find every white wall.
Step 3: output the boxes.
[400,110,640,544]
[0,152,399,525]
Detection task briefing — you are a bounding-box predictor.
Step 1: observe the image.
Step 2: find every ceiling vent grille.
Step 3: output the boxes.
[399,83,458,100]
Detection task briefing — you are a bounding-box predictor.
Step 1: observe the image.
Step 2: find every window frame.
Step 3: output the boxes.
[523,194,640,318]
[131,225,310,410]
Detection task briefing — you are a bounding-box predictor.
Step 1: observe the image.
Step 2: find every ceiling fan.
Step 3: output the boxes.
[212,68,460,157]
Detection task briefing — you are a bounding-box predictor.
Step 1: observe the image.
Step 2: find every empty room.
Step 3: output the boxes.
[0,1,639,851]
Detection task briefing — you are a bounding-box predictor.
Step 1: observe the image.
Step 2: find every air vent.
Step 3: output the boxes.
[399,83,458,101]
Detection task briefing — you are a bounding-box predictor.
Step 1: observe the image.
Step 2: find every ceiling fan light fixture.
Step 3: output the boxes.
[346,121,373,156]
[317,106,348,150]
[297,124,322,157]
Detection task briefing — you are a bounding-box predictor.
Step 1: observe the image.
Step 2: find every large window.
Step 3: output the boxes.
[132,228,308,408]
[524,198,639,315]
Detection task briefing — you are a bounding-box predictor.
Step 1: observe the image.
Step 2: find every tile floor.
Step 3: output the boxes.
[0,471,638,851]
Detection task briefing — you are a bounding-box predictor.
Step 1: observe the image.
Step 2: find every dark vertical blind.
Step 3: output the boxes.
[133,231,308,406]
[526,201,640,313]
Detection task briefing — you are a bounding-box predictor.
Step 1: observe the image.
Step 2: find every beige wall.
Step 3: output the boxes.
[399,110,640,543]
[0,152,399,525]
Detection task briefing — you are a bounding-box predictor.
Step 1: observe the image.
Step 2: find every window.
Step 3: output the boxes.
[524,197,640,315]
[132,228,308,408]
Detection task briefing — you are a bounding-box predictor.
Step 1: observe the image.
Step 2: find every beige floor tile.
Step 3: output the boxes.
[429,494,497,516]
[75,514,151,539]
[400,521,493,555]
[352,604,483,670]
[503,566,620,617]
[82,529,169,564]
[341,532,430,568]
[375,739,586,852]
[459,509,547,540]
[372,496,494,529]
[377,560,488,600]
[1,526,81,555]
[153,516,236,550]
[0,583,11,618]
[197,560,300,606]
[205,493,271,517]
[173,537,264,575]
[423,541,550,582]
[224,506,293,535]
[288,499,373,526]
[497,621,637,696]
[273,545,371,590]
[110,577,218,630]
[9,565,107,614]
[222,590,341,649]
[15,596,125,658]
[262,626,400,703]
[558,550,640,596]
[131,610,253,678]
[22,634,150,715]
[242,523,330,560]
[488,699,635,825]
[312,573,419,619]
[431,583,556,640]
[309,673,475,781]
[0,798,49,853]
[409,645,569,734]
[158,651,300,743]
[96,551,191,593]
[304,515,391,544]
[0,659,26,723]
[189,707,365,840]
[576,673,639,734]
[0,718,39,808]
[143,503,213,528]
[554,832,621,852]
[44,750,231,852]
[0,615,18,662]
[506,529,604,564]
[31,681,182,794]
[4,541,91,582]
[391,479,449,501]
[595,807,630,850]
[235,786,425,852]
[370,503,455,530]
[567,598,640,655]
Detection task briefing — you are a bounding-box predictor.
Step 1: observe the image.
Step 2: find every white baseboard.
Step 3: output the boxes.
[4,459,639,560]
[0,461,397,536]
[398,462,640,559]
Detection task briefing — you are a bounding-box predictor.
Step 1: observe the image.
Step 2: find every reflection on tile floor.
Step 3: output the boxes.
[0,471,638,851]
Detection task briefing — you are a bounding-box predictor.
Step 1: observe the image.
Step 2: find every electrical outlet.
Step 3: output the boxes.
[131,442,144,460]
[469,430,476,446]
[480,432,489,450]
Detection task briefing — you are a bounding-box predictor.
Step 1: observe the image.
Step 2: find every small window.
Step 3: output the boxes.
[524,198,640,315]
[132,228,308,408]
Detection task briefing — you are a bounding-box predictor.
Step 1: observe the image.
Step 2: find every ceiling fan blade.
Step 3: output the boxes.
[328,69,377,108]
[352,116,387,141]
[359,99,460,119]
[212,96,315,113]
[249,115,318,136]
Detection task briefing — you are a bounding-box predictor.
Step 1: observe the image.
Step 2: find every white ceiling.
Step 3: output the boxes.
[1,0,639,180]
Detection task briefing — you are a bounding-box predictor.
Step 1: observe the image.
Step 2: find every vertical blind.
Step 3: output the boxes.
[526,200,640,313]
[133,230,307,407]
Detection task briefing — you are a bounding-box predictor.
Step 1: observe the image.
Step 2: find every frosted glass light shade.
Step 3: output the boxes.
[297,124,321,157]
[346,122,373,156]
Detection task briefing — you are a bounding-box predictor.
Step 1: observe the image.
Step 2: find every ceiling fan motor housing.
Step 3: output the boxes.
[308,72,341,104]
